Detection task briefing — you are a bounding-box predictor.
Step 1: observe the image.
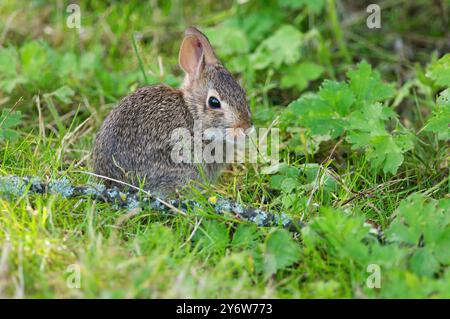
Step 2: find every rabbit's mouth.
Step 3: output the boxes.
[224,126,255,145]
[202,126,255,145]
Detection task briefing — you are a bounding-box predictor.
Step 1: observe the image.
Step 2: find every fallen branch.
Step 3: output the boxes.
[0,175,302,231]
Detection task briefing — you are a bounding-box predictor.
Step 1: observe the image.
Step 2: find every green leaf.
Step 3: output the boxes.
[424,89,450,140]
[251,24,303,69]
[194,220,230,254]
[281,62,324,90]
[261,162,292,175]
[265,163,300,192]
[347,103,396,134]
[0,47,25,93]
[302,207,370,265]
[264,229,301,274]
[347,60,395,105]
[235,8,285,48]
[282,61,410,173]
[282,77,360,142]
[346,103,413,174]
[231,224,259,250]
[44,86,75,104]
[269,175,285,190]
[410,249,441,277]
[278,0,326,13]
[435,198,450,265]
[0,108,22,141]
[426,54,450,87]
[281,193,306,210]
[204,26,249,56]
[285,94,346,138]
[368,244,408,269]
[20,41,56,90]
[368,135,408,175]
[318,80,355,116]
[386,194,450,277]
[0,47,18,78]
[387,194,450,245]
[281,177,298,193]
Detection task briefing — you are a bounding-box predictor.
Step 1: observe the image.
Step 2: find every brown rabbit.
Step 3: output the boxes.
[92,27,253,196]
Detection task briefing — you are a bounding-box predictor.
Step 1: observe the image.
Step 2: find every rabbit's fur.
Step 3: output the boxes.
[92,27,252,196]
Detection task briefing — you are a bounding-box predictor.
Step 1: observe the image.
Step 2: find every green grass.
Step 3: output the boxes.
[0,0,449,298]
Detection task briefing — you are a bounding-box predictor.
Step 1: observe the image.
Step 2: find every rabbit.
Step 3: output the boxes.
[92,27,253,196]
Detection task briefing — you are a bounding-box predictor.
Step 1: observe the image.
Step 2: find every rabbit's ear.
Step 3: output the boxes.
[179,27,218,78]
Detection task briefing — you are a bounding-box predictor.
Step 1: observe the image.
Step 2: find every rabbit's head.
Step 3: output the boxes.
[179,27,253,142]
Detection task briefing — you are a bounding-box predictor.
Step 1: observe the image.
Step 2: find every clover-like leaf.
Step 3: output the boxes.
[347,60,395,106]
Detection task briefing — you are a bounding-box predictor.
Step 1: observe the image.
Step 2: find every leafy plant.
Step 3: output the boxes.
[0,47,25,93]
[386,194,450,277]
[253,229,302,277]
[193,220,230,255]
[282,61,414,174]
[423,89,450,141]
[261,162,337,210]
[426,53,450,88]
[0,108,22,141]
[281,62,324,91]
[302,194,450,297]
[251,24,304,70]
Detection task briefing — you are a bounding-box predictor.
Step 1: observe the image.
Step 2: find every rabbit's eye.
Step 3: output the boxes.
[208,96,221,109]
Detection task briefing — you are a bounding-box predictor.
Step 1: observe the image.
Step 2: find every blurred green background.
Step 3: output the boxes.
[0,0,448,298]
[1,0,448,110]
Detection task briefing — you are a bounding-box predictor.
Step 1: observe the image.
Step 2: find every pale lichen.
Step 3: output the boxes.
[0,175,302,231]
[48,177,74,197]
